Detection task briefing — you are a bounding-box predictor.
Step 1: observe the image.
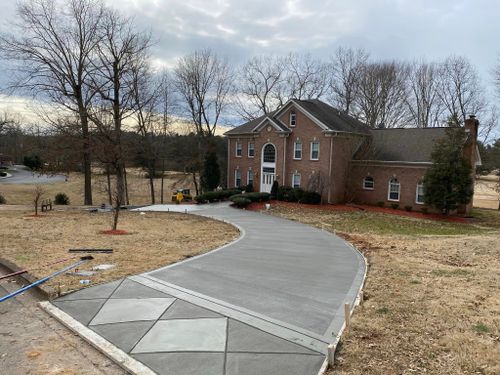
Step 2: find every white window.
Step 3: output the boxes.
[292,173,301,188]
[289,111,297,127]
[247,170,254,186]
[363,176,374,190]
[248,142,255,157]
[235,141,242,157]
[235,169,241,187]
[310,141,320,160]
[294,141,302,160]
[388,178,400,201]
[416,182,425,204]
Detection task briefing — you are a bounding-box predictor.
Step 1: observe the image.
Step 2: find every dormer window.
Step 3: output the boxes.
[289,111,296,127]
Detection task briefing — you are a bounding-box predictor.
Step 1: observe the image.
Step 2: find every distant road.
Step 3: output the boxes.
[0,165,66,184]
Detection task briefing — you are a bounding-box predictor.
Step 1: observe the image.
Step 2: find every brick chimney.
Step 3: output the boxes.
[459,115,480,215]
[464,115,479,168]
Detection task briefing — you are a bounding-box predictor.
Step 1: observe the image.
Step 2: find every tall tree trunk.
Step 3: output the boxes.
[192,171,199,196]
[123,164,129,205]
[160,159,165,204]
[113,162,125,230]
[106,164,112,205]
[148,163,155,205]
[80,107,93,205]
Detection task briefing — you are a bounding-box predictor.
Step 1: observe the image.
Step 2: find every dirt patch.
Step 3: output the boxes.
[264,206,500,375]
[0,207,238,295]
[0,275,124,375]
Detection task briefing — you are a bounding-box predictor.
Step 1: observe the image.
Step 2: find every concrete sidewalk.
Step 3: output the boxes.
[47,203,366,375]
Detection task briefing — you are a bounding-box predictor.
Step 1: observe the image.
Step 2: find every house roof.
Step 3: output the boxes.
[356,127,448,163]
[224,99,371,136]
[293,99,371,135]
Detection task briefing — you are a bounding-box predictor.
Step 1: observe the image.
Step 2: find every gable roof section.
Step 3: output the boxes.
[292,99,371,135]
[355,127,448,163]
[224,99,371,136]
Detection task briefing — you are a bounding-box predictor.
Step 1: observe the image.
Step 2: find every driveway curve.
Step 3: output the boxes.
[144,203,366,340]
[48,203,366,375]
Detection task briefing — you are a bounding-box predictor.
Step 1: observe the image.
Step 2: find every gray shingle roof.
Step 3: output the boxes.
[224,99,371,136]
[294,99,371,135]
[356,127,448,163]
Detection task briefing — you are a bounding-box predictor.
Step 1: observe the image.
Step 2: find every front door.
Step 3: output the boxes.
[261,144,276,193]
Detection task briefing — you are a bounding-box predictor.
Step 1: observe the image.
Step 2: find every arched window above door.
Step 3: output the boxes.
[263,144,276,163]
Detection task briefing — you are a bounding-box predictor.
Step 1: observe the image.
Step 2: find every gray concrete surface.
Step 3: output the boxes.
[48,203,366,375]
[0,165,66,184]
[148,204,365,339]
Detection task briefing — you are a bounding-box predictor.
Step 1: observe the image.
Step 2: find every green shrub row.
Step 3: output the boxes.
[231,197,252,208]
[230,192,270,203]
[0,193,6,204]
[275,186,321,205]
[195,189,242,203]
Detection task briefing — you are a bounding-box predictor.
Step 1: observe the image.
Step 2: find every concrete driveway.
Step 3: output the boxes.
[46,203,366,375]
[0,165,66,184]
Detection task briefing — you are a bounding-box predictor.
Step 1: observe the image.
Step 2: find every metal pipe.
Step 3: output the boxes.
[0,255,80,281]
[0,256,93,303]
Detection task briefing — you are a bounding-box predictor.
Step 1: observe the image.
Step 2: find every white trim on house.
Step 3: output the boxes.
[415,182,425,204]
[289,111,297,127]
[234,169,241,188]
[247,169,254,186]
[247,141,255,158]
[310,141,320,160]
[261,142,277,193]
[273,100,330,131]
[293,141,302,160]
[292,173,301,188]
[252,117,286,133]
[363,176,374,190]
[235,141,242,157]
[387,178,400,202]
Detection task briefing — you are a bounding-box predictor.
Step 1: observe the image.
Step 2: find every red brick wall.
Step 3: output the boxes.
[278,107,331,200]
[227,106,366,203]
[348,162,431,211]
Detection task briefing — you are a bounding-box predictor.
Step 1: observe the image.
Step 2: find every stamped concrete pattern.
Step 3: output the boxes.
[50,203,365,375]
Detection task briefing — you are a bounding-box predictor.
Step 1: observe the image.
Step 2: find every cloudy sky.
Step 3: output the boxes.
[0,0,498,122]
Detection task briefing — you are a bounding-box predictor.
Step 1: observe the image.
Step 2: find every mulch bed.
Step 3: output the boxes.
[248,200,470,223]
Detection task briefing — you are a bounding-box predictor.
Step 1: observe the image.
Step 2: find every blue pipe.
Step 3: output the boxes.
[0,256,93,303]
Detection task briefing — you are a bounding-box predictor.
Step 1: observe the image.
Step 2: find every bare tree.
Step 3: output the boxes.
[437,55,485,125]
[33,185,45,216]
[236,55,286,120]
[158,70,176,203]
[284,52,328,100]
[1,0,105,205]
[406,60,442,127]
[88,8,151,230]
[0,112,17,135]
[355,61,410,128]
[174,49,233,136]
[131,63,162,204]
[327,47,369,115]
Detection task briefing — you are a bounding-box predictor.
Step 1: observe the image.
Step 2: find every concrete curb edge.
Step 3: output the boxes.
[39,301,156,375]
[317,241,369,375]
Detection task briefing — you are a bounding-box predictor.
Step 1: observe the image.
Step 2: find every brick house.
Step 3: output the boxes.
[225,99,481,213]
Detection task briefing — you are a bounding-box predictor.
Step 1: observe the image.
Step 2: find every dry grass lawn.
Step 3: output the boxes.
[474,175,500,210]
[0,169,195,206]
[0,207,238,295]
[266,205,499,375]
